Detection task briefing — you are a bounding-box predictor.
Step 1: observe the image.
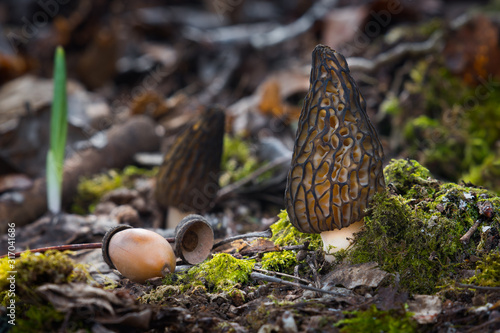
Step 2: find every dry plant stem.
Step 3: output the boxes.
[455,283,500,291]
[253,268,312,285]
[466,317,500,333]
[307,253,321,289]
[251,272,342,297]
[1,243,102,258]
[250,0,339,48]
[459,219,482,244]
[212,229,273,250]
[1,237,176,259]
[347,31,444,73]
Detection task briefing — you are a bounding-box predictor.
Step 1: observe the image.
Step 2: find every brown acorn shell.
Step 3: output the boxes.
[174,214,214,265]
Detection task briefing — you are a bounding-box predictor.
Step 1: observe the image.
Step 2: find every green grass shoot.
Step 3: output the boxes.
[46,46,68,214]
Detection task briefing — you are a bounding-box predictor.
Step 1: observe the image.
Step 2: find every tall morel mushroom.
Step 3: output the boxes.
[285,45,385,255]
[155,106,225,228]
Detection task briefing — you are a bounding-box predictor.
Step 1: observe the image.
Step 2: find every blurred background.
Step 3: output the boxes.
[1,0,500,230]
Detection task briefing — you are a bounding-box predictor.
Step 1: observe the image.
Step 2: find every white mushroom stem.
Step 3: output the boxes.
[320,220,364,262]
[167,206,194,229]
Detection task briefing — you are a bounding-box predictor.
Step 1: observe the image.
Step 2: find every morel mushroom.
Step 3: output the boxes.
[155,106,225,228]
[285,45,385,256]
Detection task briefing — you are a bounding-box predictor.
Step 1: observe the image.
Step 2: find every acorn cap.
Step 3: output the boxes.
[102,224,133,269]
[285,45,385,234]
[155,106,225,213]
[174,214,214,264]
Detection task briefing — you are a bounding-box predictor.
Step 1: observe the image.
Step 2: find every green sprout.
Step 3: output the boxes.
[46,46,68,214]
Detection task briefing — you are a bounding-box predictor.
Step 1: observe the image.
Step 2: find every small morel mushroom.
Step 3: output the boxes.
[285,45,385,256]
[155,106,225,228]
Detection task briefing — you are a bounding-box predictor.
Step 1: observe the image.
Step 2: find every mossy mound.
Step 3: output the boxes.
[0,251,89,332]
[348,159,500,294]
[187,253,256,292]
[270,210,322,249]
[336,305,417,333]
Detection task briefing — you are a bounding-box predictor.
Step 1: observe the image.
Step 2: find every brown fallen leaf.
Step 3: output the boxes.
[37,282,152,330]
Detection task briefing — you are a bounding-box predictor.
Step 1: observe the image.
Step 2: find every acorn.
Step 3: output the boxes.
[102,225,176,283]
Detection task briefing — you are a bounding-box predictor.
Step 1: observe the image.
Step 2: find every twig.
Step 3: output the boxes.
[466,317,500,333]
[459,220,482,244]
[307,252,321,290]
[0,237,176,259]
[212,229,273,250]
[250,0,339,48]
[0,243,102,259]
[251,272,345,297]
[253,268,312,285]
[346,31,444,73]
[455,283,500,292]
[216,156,290,203]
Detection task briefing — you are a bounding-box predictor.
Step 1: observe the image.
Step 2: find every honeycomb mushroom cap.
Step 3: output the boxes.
[285,45,385,234]
[155,106,225,212]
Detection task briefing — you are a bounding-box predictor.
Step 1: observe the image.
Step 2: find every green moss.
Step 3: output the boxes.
[270,210,322,249]
[349,159,500,294]
[463,154,500,193]
[220,135,271,186]
[71,165,157,214]
[400,57,500,191]
[187,253,256,292]
[383,159,433,196]
[335,305,417,333]
[466,253,500,287]
[261,251,297,275]
[140,285,181,304]
[0,251,89,331]
[0,251,88,305]
[13,304,66,333]
[380,94,403,116]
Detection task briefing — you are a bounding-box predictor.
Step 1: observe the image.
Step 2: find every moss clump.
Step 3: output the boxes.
[466,253,500,287]
[140,285,181,304]
[71,165,157,214]
[335,305,417,333]
[270,210,322,249]
[187,253,256,292]
[0,251,88,305]
[349,159,500,294]
[0,251,89,332]
[260,251,297,275]
[383,158,432,196]
[220,135,271,187]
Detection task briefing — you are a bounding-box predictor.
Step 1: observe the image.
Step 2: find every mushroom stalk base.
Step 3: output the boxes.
[320,220,364,262]
[167,207,193,229]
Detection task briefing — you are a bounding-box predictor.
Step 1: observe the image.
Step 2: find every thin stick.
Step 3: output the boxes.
[466,317,500,333]
[455,283,500,291]
[459,220,481,244]
[250,272,345,297]
[253,268,312,285]
[212,229,272,250]
[0,237,176,259]
[1,243,102,259]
